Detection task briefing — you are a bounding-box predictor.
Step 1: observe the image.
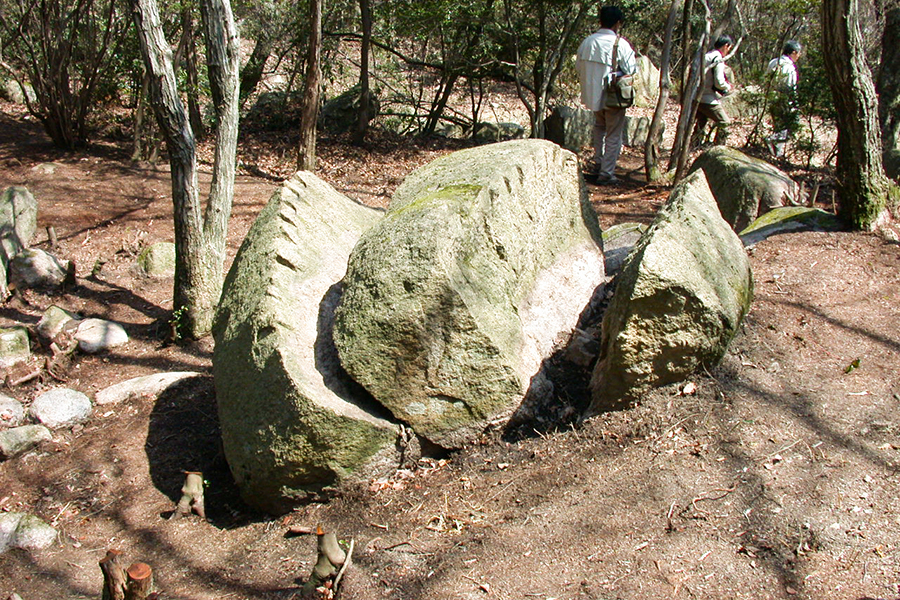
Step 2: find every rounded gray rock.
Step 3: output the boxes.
[75,318,128,353]
[0,394,24,428]
[0,512,23,552]
[29,388,92,429]
[11,514,57,550]
[0,424,53,459]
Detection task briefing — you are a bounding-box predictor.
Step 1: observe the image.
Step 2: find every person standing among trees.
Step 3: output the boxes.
[575,5,637,184]
[691,35,734,149]
[766,40,802,157]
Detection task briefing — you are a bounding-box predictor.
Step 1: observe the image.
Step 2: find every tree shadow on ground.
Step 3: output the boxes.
[145,376,254,529]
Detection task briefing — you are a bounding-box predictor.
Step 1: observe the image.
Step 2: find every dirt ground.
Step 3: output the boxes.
[1,101,899,600]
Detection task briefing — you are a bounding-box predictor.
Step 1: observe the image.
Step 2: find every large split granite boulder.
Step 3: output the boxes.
[689,146,802,232]
[334,139,605,448]
[213,172,398,513]
[588,170,753,413]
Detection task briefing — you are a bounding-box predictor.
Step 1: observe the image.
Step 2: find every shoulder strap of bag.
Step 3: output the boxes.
[611,35,620,73]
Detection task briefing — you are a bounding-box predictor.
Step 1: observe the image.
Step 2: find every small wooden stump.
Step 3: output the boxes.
[125,562,153,600]
[100,549,128,600]
[172,471,206,520]
[302,525,353,596]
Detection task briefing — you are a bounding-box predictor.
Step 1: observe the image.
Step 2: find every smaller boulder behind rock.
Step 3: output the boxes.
[689,145,802,232]
[9,248,75,291]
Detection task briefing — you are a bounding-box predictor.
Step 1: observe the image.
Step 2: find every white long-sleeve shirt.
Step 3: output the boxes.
[700,49,731,105]
[768,55,798,90]
[575,28,637,112]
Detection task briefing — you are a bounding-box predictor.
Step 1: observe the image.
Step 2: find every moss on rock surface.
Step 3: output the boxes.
[213,173,398,514]
[334,140,605,448]
[589,171,753,413]
[689,146,801,232]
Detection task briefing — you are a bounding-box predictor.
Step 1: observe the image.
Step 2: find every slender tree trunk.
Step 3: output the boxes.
[131,69,150,162]
[181,5,206,140]
[424,72,458,135]
[239,37,274,107]
[878,6,900,151]
[822,0,893,230]
[130,0,240,338]
[678,0,695,104]
[199,0,241,329]
[645,0,682,182]
[298,0,323,170]
[353,0,373,145]
[668,2,710,180]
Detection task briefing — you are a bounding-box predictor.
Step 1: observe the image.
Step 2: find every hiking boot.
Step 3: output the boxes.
[595,173,619,185]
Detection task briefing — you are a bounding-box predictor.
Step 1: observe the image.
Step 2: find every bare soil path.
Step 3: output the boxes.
[0,102,899,600]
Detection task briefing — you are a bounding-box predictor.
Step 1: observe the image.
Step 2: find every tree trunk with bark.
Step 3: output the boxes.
[822,0,894,230]
[130,0,240,338]
[645,0,682,182]
[240,37,274,107]
[878,6,900,151]
[298,0,323,170]
[668,6,710,181]
[353,0,373,146]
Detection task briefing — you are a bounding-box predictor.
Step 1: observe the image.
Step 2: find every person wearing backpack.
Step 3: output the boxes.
[575,5,637,184]
[766,40,802,157]
[691,35,734,149]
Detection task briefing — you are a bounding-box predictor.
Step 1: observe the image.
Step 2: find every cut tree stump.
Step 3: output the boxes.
[172,471,206,520]
[100,549,128,600]
[124,562,153,600]
[302,525,353,596]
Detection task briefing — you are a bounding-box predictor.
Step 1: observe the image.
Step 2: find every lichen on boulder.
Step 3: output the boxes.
[334,140,605,448]
[588,170,753,413]
[213,172,399,513]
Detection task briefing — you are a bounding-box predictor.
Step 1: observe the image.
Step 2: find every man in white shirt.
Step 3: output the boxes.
[575,6,637,184]
[767,40,802,157]
[691,35,733,149]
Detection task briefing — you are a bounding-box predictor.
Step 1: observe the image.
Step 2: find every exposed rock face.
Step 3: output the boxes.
[0,425,52,460]
[320,85,380,133]
[137,241,176,277]
[8,248,74,291]
[0,394,24,428]
[334,140,605,448]
[544,107,660,153]
[0,187,38,299]
[739,206,845,247]
[74,318,129,353]
[473,122,527,143]
[213,172,398,513]
[0,327,30,368]
[634,56,661,108]
[545,105,594,153]
[624,116,663,149]
[95,372,204,405]
[0,513,56,553]
[588,171,753,413]
[689,146,802,232]
[601,222,647,277]
[36,306,80,342]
